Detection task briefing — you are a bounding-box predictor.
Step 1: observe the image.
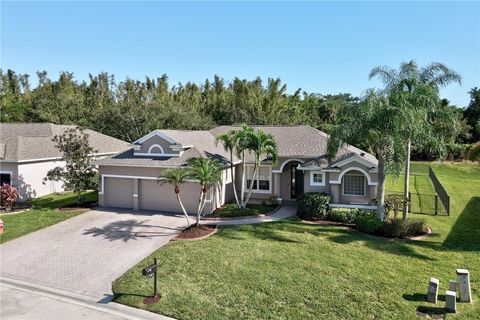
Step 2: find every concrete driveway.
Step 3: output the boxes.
[0,208,188,300]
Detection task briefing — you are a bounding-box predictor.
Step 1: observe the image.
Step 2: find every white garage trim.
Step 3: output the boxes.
[99,174,198,194]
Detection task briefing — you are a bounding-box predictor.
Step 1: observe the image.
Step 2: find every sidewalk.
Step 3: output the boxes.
[201,204,297,226]
[0,277,173,320]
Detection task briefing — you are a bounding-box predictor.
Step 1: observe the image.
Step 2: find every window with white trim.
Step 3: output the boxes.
[0,173,11,185]
[246,165,271,192]
[309,171,325,186]
[343,172,366,196]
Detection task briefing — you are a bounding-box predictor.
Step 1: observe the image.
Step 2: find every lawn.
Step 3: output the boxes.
[211,202,277,218]
[0,191,97,244]
[113,162,480,319]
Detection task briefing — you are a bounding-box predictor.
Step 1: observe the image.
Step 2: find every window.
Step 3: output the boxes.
[245,165,271,193]
[0,173,11,185]
[343,172,366,196]
[309,171,325,186]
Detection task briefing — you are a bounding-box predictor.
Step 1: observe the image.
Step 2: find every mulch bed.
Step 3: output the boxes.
[175,225,217,240]
[58,202,98,212]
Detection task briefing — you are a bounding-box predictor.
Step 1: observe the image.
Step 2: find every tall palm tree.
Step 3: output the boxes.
[158,169,192,226]
[215,131,241,208]
[233,124,254,209]
[188,157,222,226]
[328,90,416,220]
[369,60,461,218]
[242,128,278,209]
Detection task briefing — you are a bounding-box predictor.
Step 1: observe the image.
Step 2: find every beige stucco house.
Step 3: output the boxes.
[96,125,379,213]
[0,123,129,199]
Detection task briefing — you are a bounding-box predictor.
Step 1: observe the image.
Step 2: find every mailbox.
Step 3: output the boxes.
[141,258,160,304]
[142,264,157,277]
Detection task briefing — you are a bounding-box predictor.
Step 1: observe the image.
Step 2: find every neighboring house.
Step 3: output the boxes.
[96,125,378,214]
[0,123,129,199]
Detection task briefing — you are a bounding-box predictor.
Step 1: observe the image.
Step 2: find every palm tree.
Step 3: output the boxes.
[369,60,461,219]
[327,90,417,220]
[233,124,254,209]
[188,157,222,226]
[242,128,278,209]
[215,131,241,208]
[158,169,192,226]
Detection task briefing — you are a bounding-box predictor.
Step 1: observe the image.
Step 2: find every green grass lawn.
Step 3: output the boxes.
[113,162,480,319]
[0,191,97,244]
[385,162,435,195]
[212,202,277,218]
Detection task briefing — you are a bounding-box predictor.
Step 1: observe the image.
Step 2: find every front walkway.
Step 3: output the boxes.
[201,204,297,226]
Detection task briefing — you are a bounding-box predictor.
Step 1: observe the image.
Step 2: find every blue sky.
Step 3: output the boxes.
[1,1,479,107]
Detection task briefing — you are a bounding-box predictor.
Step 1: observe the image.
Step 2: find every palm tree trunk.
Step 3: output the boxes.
[376,152,386,221]
[240,151,246,208]
[176,193,190,226]
[243,161,259,209]
[196,189,204,226]
[402,139,411,220]
[230,149,241,208]
[198,190,209,217]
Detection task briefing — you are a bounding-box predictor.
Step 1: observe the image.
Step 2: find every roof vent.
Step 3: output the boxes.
[360,152,365,157]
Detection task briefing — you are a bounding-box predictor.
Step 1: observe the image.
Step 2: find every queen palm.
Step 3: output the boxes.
[158,169,192,226]
[242,128,278,209]
[233,125,254,209]
[327,90,420,220]
[188,157,222,226]
[215,131,241,208]
[369,60,461,218]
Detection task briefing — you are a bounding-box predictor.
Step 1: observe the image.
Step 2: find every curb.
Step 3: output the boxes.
[0,276,174,320]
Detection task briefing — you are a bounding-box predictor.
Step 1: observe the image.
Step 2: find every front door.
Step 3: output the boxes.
[290,164,304,199]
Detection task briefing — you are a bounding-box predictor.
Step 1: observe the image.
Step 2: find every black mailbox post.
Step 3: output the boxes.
[142,258,160,304]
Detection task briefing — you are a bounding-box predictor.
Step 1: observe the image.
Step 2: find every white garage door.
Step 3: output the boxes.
[104,177,134,209]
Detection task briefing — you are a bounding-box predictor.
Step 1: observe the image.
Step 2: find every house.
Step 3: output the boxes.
[0,123,129,199]
[96,125,378,213]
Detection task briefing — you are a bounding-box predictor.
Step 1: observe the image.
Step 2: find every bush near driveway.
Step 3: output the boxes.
[0,191,97,244]
[212,202,277,218]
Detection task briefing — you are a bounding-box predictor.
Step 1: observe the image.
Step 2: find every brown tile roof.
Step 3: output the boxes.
[0,123,129,161]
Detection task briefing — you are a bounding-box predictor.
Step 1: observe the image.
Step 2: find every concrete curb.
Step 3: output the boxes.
[0,276,174,320]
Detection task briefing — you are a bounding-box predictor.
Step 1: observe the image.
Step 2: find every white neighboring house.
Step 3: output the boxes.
[0,123,129,199]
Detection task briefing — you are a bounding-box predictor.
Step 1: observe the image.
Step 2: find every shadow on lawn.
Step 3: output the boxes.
[83,219,182,242]
[443,197,480,251]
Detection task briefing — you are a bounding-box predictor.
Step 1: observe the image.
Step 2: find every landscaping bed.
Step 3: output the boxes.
[175,224,217,240]
[206,202,277,219]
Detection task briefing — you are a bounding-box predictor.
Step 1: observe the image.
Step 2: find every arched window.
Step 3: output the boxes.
[343,170,366,196]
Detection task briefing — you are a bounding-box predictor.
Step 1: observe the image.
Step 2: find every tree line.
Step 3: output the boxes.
[1,68,479,160]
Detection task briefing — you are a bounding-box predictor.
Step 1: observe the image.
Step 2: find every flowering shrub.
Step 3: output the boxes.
[0,183,19,211]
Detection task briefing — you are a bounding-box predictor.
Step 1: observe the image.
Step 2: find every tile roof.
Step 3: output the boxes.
[0,123,129,161]
[97,125,377,169]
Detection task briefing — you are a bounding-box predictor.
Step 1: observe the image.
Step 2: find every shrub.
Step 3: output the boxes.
[380,219,425,238]
[0,183,19,211]
[355,215,383,234]
[327,208,356,224]
[297,192,331,221]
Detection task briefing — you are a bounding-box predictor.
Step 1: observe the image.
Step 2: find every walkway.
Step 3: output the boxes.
[201,204,297,226]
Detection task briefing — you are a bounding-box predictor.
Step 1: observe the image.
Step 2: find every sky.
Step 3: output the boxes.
[1,1,479,107]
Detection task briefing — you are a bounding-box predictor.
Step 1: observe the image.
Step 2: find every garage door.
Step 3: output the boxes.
[104,177,134,209]
[138,180,200,213]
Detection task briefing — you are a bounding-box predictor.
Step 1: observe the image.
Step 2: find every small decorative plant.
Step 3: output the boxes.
[0,183,19,211]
